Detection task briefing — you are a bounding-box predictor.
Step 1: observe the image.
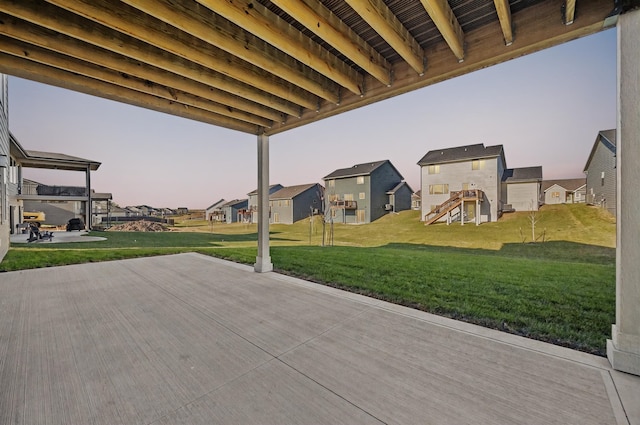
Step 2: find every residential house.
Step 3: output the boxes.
[411,190,422,210]
[0,74,9,261]
[323,160,411,224]
[205,199,226,221]
[247,184,283,223]
[501,166,543,212]
[221,199,248,224]
[269,183,323,224]
[418,143,542,224]
[542,178,587,205]
[584,129,616,215]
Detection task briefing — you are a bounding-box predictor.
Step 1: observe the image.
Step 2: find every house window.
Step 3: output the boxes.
[462,183,470,190]
[327,180,335,188]
[356,210,365,223]
[356,176,365,184]
[344,194,354,201]
[359,192,365,200]
[601,171,605,186]
[428,165,440,174]
[428,184,449,195]
[284,200,290,206]
[472,160,485,170]
[552,192,560,198]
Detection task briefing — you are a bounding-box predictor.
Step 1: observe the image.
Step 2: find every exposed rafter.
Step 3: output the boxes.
[0,53,260,134]
[41,0,314,112]
[121,0,340,104]
[344,0,425,76]
[197,0,364,97]
[270,0,392,87]
[419,0,465,62]
[0,0,614,135]
[564,0,577,25]
[493,0,513,46]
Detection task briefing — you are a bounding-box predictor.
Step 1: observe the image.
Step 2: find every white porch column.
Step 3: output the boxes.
[607,8,640,376]
[85,164,91,230]
[460,200,464,225]
[254,133,273,273]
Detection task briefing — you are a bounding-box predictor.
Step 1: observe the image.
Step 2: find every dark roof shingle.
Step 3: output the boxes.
[270,183,322,200]
[417,144,504,166]
[324,160,390,179]
[502,166,543,182]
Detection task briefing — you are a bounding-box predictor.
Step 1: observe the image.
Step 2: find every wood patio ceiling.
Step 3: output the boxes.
[0,0,615,136]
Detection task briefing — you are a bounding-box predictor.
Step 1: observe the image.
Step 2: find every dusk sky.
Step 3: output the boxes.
[8,28,616,209]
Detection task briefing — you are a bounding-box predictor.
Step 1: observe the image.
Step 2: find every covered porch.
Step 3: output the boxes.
[0,253,637,424]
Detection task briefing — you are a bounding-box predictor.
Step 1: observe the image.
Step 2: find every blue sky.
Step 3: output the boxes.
[8,29,616,209]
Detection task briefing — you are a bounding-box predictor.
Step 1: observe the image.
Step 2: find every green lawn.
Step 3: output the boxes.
[0,204,616,355]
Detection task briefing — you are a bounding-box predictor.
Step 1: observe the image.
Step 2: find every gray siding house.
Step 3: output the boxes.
[269,183,323,224]
[501,167,543,212]
[0,74,9,261]
[584,129,616,215]
[205,198,226,221]
[418,144,506,223]
[247,184,283,223]
[419,144,542,224]
[324,160,410,224]
[221,199,248,224]
[542,178,587,205]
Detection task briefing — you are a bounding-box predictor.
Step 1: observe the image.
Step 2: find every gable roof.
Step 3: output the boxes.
[324,160,395,180]
[584,129,617,171]
[502,166,543,182]
[222,199,247,208]
[417,144,505,167]
[206,199,226,210]
[542,178,586,192]
[270,183,322,200]
[386,181,413,195]
[247,184,283,196]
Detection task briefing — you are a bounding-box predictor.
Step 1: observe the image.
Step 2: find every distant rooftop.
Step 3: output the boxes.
[502,166,543,182]
[418,144,504,166]
[324,160,391,179]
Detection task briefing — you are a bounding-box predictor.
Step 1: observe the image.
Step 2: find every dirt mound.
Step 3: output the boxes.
[107,220,171,232]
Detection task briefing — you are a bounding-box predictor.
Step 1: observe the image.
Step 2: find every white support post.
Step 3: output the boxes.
[460,200,464,225]
[607,8,640,376]
[476,199,480,226]
[85,164,91,230]
[254,133,273,273]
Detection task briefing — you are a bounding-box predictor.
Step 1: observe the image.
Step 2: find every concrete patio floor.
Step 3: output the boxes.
[0,253,638,425]
[10,229,107,244]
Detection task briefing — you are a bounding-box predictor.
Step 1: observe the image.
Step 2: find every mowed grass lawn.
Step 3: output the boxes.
[1,204,616,355]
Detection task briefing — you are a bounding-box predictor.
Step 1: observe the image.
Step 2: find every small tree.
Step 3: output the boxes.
[520,200,545,243]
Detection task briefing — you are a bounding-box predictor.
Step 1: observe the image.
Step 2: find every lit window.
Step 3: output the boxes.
[328,180,335,188]
[472,160,485,170]
[356,176,365,184]
[344,194,354,201]
[552,192,560,198]
[359,192,365,199]
[428,165,440,174]
[462,183,470,190]
[428,184,449,195]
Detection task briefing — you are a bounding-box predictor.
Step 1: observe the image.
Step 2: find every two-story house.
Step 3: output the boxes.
[221,199,248,224]
[323,160,411,224]
[269,183,323,224]
[584,129,616,215]
[418,144,506,224]
[247,183,283,223]
[205,199,226,221]
[418,144,542,224]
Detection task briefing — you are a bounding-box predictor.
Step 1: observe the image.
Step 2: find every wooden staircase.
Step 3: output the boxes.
[424,190,483,225]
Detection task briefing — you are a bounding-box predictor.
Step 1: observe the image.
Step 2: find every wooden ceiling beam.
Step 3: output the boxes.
[0,15,284,124]
[493,0,513,45]
[419,0,465,62]
[196,0,364,97]
[32,0,314,112]
[344,0,425,76]
[269,0,393,86]
[564,0,577,25]
[121,0,340,105]
[0,53,260,134]
[0,37,274,128]
[266,0,612,135]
